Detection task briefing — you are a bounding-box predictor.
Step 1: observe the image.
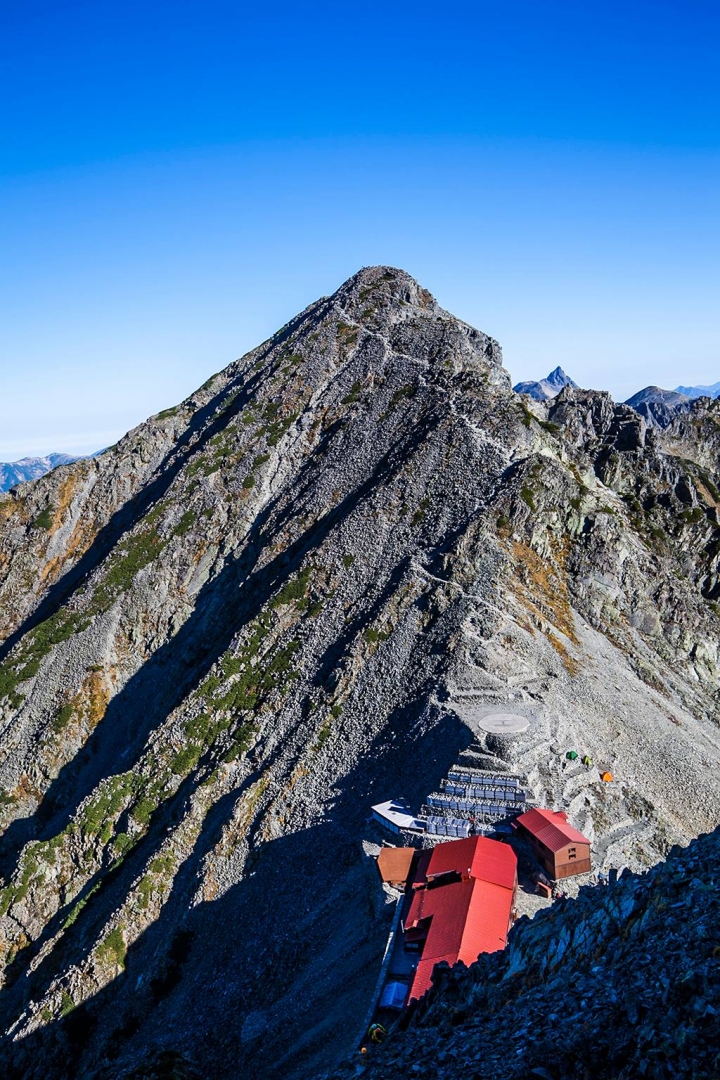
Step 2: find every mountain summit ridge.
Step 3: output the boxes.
[0,267,719,1078]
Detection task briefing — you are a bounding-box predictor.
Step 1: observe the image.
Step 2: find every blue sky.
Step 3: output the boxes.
[1,1,719,458]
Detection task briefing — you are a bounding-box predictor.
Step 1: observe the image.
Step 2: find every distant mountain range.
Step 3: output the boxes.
[0,453,75,492]
[514,369,720,429]
[674,381,720,399]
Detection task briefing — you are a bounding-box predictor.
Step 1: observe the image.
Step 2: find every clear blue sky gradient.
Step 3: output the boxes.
[1,1,719,457]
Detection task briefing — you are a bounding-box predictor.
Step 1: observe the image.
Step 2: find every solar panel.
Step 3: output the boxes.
[448,768,522,784]
[423,764,529,838]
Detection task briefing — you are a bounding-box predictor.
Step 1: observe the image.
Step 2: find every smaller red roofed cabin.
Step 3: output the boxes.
[514,808,591,880]
[403,836,517,1002]
[377,847,416,889]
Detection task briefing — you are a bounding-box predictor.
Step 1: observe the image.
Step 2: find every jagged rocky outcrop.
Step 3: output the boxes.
[325,824,720,1080]
[0,454,76,493]
[0,268,719,1079]
[513,366,578,401]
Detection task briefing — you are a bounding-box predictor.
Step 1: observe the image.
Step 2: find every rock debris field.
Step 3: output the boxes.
[0,267,718,1078]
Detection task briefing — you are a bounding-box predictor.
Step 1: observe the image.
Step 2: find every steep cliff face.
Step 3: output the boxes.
[0,268,719,1079]
[326,825,720,1080]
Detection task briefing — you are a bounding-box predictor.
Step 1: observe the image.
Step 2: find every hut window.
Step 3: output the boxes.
[568,847,577,859]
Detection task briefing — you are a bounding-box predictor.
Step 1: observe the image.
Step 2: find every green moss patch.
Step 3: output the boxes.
[33,507,54,530]
[96,926,127,969]
[520,487,537,512]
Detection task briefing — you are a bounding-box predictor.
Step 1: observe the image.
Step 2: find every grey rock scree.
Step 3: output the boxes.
[0,267,718,1078]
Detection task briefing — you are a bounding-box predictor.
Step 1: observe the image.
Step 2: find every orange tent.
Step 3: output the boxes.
[601,771,614,783]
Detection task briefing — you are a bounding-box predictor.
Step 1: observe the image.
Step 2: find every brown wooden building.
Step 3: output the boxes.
[376,846,416,889]
[514,808,591,880]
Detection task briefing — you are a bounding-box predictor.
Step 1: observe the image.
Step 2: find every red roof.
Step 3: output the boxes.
[468,837,517,890]
[516,808,590,853]
[404,836,517,1002]
[422,835,517,889]
[411,956,448,1002]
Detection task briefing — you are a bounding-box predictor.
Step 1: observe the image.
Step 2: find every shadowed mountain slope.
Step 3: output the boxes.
[0,268,719,1078]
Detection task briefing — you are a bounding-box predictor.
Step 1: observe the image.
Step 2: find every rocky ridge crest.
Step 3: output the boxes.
[0,268,718,1078]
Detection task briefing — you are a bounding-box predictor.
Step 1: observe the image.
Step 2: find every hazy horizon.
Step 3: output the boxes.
[1,2,718,459]
[0,325,714,463]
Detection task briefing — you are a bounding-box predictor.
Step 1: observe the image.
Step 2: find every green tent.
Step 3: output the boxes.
[565,750,578,760]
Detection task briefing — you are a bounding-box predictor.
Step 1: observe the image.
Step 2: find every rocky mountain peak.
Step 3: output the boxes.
[311,264,507,382]
[330,265,437,310]
[513,365,578,401]
[0,269,719,1079]
[545,364,574,389]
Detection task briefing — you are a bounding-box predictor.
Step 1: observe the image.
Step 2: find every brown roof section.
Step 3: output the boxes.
[377,846,416,886]
[516,808,590,852]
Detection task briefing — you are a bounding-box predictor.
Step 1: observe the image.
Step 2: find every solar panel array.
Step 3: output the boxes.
[426,815,472,838]
[446,769,522,788]
[442,784,526,803]
[427,793,526,815]
[420,768,530,835]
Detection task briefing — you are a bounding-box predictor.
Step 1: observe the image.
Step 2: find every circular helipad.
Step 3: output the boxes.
[475,712,530,735]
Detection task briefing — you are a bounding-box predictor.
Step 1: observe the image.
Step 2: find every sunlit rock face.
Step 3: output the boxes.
[0,267,719,1080]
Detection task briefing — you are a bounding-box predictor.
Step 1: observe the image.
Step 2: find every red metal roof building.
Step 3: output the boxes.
[514,808,591,880]
[415,835,517,890]
[403,836,517,1002]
